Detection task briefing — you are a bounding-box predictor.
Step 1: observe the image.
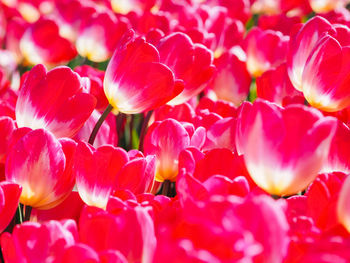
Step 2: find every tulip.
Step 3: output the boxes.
[337,175,350,233]
[79,205,156,263]
[286,16,350,111]
[144,119,206,182]
[74,141,128,209]
[16,64,96,138]
[74,65,108,111]
[236,99,337,196]
[207,51,251,106]
[104,33,184,114]
[309,0,348,13]
[6,129,77,209]
[0,181,22,233]
[0,116,15,164]
[256,63,304,106]
[245,27,289,77]
[157,32,215,105]
[307,172,346,231]
[76,11,129,62]
[1,220,78,262]
[320,121,350,174]
[19,18,77,66]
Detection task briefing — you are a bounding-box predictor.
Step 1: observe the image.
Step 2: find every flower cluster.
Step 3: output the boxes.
[1,0,350,262]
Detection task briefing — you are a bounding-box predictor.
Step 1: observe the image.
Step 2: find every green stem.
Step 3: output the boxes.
[138,110,153,152]
[161,180,171,196]
[17,204,23,224]
[88,104,113,145]
[116,113,126,145]
[24,205,32,222]
[129,115,135,150]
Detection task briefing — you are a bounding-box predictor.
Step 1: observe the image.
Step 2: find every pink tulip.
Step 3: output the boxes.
[236,99,337,196]
[207,51,251,106]
[157,32,215,105]
[287,16,336,92]
[74,65,108,111]
[309,0,348,13]
[104,32,184,114]
[76,11,129,62]
[144,118,205,182]
[256,63,304,106]
[1,220,78,263]
[19,18,77,66]
[79,205,156,263]
[6,129,77,209]
[155,193,289,263]
[258,14,301,35]
[287,16,350,111]
[245,27,289,77]
[196,97,237,118]
[201,117,236,152]
[74,141,128,209]
[16,64,96,138]
[115,153,156,195]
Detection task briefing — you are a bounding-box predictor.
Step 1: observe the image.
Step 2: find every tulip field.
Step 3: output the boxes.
[2,0,350,262]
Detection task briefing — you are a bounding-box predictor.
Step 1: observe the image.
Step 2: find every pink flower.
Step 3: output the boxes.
[157,32,215,105]
[6,129,77,209]
[245,27,289,77]
[16,64,96,138]
[1,220,78,262]
[287,16,350,111]
[74,141,128,209]
[104,33,184,114]
[76,11,129,62]
[144,118,205,182]
[0,181,21,233]
[19,18,77,66]
[236,99,337,196]
[208,51,251,106]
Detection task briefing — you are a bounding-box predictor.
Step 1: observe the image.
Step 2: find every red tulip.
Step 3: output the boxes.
[320,121,350,174]
[0,116,15,164]
[337,174,350,233]
[16,64,96,138]
[0,181,21,233]
[6,129,77,209]
[306,172,346,231]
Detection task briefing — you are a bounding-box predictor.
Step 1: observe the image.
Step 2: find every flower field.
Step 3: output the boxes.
[1,0,350,262]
